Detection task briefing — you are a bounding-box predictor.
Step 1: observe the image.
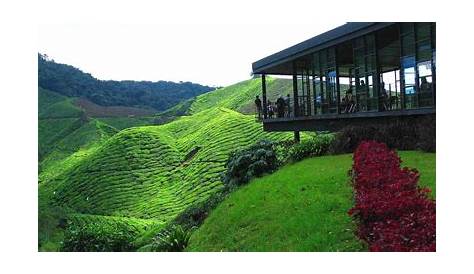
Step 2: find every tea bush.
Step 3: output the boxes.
[222,140,279,187]
[285,134,334,162]
[172,190,229,230]
[61,219,138,252]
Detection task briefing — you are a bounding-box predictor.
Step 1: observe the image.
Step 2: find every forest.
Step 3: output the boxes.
[38,54,215,111]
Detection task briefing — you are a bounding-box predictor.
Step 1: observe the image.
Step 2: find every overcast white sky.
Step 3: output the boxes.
[38,23,344,87]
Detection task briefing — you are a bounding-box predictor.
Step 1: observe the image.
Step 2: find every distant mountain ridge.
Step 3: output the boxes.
[38,53,215,111]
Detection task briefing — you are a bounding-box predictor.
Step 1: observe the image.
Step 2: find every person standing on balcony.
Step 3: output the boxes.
[285,94,291,117]
[254,95,262,119]
[276,95,285,118]
[267,100,274,118]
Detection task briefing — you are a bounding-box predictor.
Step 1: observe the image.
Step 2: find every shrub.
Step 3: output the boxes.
[222,140,279,187]
[172,190,228,230]
[415,116,436,152]
[145,225,192,252]
[61,221,137,252]
[38,206,73,251]
[330,116,435,154]
[348,141,436,251]
[286,134,334,162]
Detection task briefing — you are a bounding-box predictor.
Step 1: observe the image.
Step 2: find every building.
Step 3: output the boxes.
[252,22,435,140]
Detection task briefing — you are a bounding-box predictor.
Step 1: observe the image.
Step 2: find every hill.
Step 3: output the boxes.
[39,53,215,111]
[186,151,436,251]
[189,77,293,115]
[39,107,295,250]
[39,87,83,119]
[74,97,157,117]
[38,87,158,164]
[41,108,293,219]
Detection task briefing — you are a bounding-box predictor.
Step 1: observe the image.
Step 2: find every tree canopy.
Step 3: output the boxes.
[38,53,215,111]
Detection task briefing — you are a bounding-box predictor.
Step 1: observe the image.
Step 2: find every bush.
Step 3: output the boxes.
[144,225,192,252]
[416,116,436,152]
[348,141,436,251]
[172,191,228,230]
[330,116,436,154]
[61,221,137,252]
[222,140,279,187]
[285,134,334,162]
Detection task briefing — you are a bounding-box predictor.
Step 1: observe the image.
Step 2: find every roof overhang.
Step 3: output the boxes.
[252,22,396,75]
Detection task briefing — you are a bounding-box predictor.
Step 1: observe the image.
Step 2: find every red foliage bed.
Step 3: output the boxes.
[349,141,436,251]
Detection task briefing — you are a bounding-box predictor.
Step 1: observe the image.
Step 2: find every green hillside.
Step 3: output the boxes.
[42,108,292,219]
[187,151,436,251]
[38,87,156,164]
[39,106,295,250]
[39,119,118,183]
[39,87,84,119]
[189,77,293,115]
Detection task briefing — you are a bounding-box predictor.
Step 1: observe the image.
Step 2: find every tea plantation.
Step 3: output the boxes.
[39,103,295,250]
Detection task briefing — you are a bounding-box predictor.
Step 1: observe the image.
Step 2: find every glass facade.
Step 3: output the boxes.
[354,35,378,112]
[262,22,436,120]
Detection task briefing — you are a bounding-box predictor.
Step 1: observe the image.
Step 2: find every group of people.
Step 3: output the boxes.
[255,94,291,119]
[256,77,428,117]
[341,88,356,113]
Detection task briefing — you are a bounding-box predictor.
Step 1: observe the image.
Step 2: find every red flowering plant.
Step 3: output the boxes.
[348,141,435,252]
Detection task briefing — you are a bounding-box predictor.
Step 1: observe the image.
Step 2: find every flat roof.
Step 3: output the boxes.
[252,22,394,75]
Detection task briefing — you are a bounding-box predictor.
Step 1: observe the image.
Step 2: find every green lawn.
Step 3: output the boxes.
[187,151,436,252]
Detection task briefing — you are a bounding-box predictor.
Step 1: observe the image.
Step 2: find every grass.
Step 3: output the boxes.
[399,150,436,198]
[186,151,436,251]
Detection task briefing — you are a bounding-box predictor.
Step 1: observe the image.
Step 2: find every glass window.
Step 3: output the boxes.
[416,23,431,41]
[402,56,417,108]
[326,70,337,113]
[401,34,415,56]
[366,35,375,53]
[352,34,377,112]
[417,40,432,62]
[417,61,434,107]
[400,23,414,34]
[366,54,376,71]
[313,76,322,115]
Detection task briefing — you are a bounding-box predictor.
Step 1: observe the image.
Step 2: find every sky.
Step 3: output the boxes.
[38,23,344,87]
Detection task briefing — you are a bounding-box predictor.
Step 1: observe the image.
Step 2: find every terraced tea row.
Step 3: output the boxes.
[39,119,118,183]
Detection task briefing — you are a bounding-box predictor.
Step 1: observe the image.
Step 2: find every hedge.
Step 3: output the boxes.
[348,141,436,251]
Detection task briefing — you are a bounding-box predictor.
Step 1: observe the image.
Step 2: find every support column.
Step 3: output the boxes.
[398,23,406,110]
[306,69,311,115]
[262,74,267,119]
[335,47,341,114]
[292,62,299,117]
[374,32,381,111]
[293,62,300,143]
